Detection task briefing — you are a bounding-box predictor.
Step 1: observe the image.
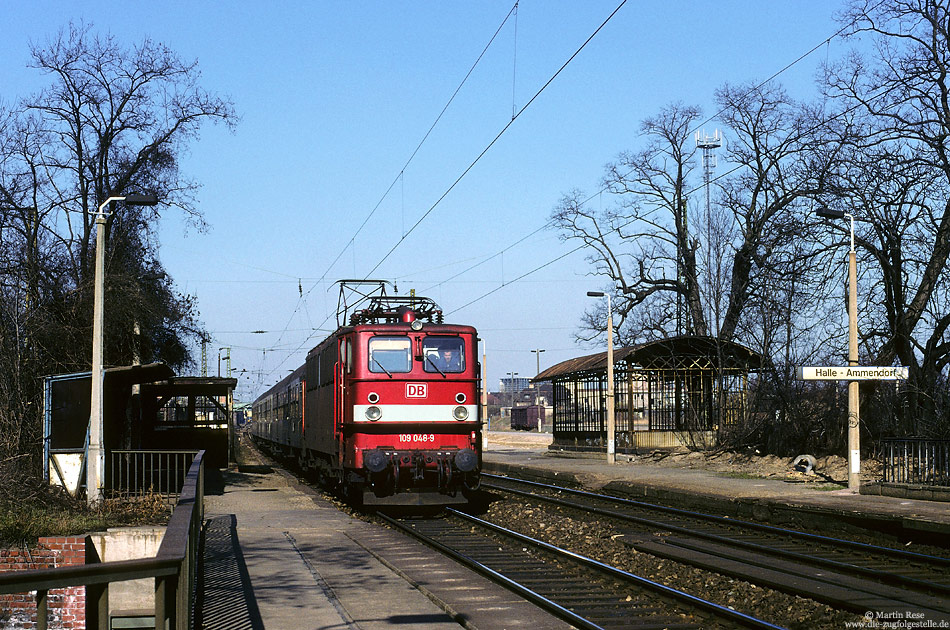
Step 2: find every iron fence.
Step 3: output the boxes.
[110,449,198,502]
[0,450,205,630]
[881,438,950,486]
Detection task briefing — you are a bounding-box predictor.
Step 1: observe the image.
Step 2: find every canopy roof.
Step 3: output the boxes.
[533,336,766,382]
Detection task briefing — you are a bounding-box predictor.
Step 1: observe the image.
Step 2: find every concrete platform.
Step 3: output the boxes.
[197,463,574,630]
[481,432,950,543]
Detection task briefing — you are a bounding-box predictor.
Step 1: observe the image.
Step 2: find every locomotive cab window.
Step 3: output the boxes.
[423,337,465,373]
[368,336,411,373]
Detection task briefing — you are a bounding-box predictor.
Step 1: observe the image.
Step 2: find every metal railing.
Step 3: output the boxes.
[0,450,205,630]
[881,438,950,486]
[110,450,198,502]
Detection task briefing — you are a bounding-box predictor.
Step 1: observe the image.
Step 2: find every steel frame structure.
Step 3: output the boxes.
[539,337,765,452]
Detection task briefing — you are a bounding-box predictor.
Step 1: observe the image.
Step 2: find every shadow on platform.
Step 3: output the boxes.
[203,468,274,496]
[195,514,264,630]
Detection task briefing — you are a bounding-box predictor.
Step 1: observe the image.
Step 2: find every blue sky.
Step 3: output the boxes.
[2,2,853,401]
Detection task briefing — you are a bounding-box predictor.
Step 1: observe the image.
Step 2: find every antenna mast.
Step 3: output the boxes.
[695,130,722,333]
[695,129,722,225]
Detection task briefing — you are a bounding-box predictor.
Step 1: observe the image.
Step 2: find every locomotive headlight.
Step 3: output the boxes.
[410,320,423,331]
[365,405,382,421]
[453,405,469,421]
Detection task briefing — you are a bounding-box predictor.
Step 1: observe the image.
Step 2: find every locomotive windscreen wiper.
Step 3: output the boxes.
[373,357,393,378]
[426,355,446,377]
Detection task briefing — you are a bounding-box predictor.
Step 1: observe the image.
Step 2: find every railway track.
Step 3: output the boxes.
[380,509,785,630]
[482,474,950,623]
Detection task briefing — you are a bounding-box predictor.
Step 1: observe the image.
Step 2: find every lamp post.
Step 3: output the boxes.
[817,208,861,490]
[88,193,158,506]
[587,291,615,464]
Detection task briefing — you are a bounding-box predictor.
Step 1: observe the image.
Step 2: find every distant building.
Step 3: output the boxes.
[499,377,530,393]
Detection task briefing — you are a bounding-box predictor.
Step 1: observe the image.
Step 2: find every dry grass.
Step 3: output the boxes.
[0,490,172,547]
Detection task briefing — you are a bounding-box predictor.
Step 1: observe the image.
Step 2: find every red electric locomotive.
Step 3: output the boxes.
[251,281,481,505]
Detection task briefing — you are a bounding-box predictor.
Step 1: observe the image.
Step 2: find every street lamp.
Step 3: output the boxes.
[88,193,159,506]
[587,291,615,464]
[817,207,861,490]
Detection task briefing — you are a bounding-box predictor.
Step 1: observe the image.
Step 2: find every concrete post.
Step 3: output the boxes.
[605,296,615,465]
[848,248,860,490]
[87,212,108,506]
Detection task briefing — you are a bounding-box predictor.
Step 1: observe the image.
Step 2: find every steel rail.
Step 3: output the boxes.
[445,508,787,630]
[483,475,950,600]
[483,473,950,565]
[378,512,603,630]
[381,510,785,630]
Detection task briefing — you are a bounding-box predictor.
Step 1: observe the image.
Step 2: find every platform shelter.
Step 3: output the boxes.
[44,364,237,497]
[140,375,238,468]
[533,336,767,453]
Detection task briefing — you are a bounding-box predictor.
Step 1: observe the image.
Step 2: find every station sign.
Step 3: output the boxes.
[795,366,908,381]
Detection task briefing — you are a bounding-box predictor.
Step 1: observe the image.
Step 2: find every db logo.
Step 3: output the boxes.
[406,383,428,398]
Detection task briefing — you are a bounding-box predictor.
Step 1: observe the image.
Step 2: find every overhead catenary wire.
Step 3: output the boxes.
[253,1,629,394]
[247,0,887,396]
[511,0,519,120]
[439,0,895,317]
[448,242,587,315]
[690,0,888,134]
[446,77,900,319]
[358,0,872,314]
[251,2,522,390]
[362,0,629,279]
[368,0,874,291]
[301,2,521,304]
[420,219,556,294]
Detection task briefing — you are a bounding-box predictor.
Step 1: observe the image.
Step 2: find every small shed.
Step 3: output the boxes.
[44,364,237,496]
[533,336,767,453]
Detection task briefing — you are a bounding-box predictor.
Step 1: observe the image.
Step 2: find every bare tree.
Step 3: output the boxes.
[0,23,237,486]
[24,23,236,284]
[713,83,844,343]
[552,0,950,448]
[552,103,706,343]
[821,0,950,435]
[554,86,841,352]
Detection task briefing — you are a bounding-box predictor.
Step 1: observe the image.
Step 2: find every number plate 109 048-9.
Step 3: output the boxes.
[399,434,435,443]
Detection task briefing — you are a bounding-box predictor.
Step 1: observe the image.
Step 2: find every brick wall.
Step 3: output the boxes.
[0,537,85,630]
